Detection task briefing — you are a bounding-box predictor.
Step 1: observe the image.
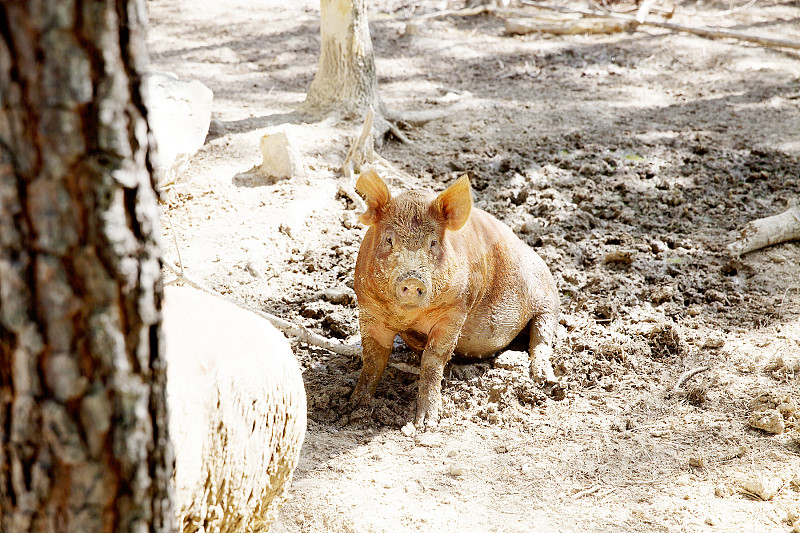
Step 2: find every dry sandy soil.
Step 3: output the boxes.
[146,0,800,531]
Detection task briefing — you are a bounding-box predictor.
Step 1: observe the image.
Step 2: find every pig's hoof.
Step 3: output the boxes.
[346,392,376,423]
[545,382,567,401]
[531,360,558,386]
[414,410,440,432]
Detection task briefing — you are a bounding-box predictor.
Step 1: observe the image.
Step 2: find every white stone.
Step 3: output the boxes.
[494,350,530,372]
[144,72,213,180]
[144,72,214,179]
[258,128,305,183]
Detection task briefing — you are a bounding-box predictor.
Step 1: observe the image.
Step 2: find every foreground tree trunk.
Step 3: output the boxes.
[0,2,174,532]
[303,0,383,117]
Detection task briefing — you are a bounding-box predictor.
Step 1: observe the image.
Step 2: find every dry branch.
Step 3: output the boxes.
[728,206,800,256]
[162,259,361,358]
[342,107,376,179]
[519,0,800,50]
[507,16,633,35]
[673,366,710,392]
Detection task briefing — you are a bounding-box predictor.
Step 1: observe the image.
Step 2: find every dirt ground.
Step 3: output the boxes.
[146,0,800,531]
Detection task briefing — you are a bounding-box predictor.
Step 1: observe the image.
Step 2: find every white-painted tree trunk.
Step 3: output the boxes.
[304,0,382,116]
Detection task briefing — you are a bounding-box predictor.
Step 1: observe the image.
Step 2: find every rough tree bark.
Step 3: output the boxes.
[0,2,174,533]
[303,0,383,118]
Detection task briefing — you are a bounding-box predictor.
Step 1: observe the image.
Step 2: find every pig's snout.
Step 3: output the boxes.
[395,272,427,307]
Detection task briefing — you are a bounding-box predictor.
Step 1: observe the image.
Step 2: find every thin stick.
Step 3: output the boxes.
[162,258,361,358]
[165,211,184,277]
[388,361,420,375]
[519,0,800,51]
[572,485,601,499]
[673,366,710,391]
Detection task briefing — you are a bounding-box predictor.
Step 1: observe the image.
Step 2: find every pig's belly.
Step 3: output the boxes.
[454,309,529,358]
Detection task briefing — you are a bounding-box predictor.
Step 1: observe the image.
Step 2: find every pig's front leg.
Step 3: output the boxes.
[529,312,557,384]
[415,316,466,430]
[352,320,395,405]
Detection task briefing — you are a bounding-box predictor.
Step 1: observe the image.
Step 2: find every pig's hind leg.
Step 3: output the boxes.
[528,312,557,385]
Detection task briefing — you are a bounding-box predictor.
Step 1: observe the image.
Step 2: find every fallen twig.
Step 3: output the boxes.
[507,16,632,36]
[342,107,376,179]
[728,206,800,256]
[572,485,601,499]
[519,0,800,50]
[162,258,361,358]
[388,361,420,375]
[379,4,496,21]
[673,366,710,391]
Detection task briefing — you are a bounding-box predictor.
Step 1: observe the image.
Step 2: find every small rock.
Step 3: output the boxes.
[603,250,635,264]
[748,409,785,434]
[749,391,781,411]
[449,464,465,477]
[320,286,356,305]
[400,422,416,437]
[494,350,530,372]
[740,478,781,500]
[650,285,674,304]
[688,456,705,468]
[416,433,442,448]
[786,506,799,525]
[651,240,668,254]
[341,211,360,229]
[495,444,509,453]
[446,450,457,458]
[714,485,730,498]
[703,335,725,348]
[778,401,797,417]
[686,305,702,317]
[258,127,305,183]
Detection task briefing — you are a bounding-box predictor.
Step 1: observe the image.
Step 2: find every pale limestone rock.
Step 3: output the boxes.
[163,286,306,533]
[747,408,785,434]
[258,128,305,183]
[144,72,213,182]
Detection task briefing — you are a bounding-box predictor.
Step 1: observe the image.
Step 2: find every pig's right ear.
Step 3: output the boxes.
[356,168,391,225]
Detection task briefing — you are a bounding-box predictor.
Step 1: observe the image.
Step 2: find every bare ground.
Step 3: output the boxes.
[147,1,800,531]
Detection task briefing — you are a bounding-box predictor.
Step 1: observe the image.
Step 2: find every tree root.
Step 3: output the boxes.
[672,366,710,392]
[162,259,361,358]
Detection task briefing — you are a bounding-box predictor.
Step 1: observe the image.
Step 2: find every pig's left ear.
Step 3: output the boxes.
[433,174,472,231]
[356,168,391,225]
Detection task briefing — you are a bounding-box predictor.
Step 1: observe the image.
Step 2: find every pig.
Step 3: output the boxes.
[351,168,559,429]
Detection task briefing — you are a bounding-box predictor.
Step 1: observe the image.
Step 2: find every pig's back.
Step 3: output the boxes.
[453,208,557,357]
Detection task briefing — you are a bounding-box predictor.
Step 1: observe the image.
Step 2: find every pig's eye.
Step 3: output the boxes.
[384,236,393,247]
[429,239,438,249]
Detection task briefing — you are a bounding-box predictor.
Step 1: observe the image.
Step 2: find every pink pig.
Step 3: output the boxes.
[352,169,558,428]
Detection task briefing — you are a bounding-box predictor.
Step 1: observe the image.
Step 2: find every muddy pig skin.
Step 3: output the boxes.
[352,168,558,429]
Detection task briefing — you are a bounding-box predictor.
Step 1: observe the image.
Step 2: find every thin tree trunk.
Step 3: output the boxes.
[0,2,174,532]
[303,0,382,117]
